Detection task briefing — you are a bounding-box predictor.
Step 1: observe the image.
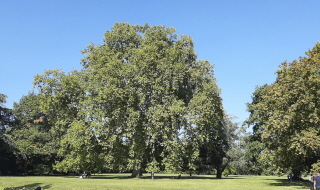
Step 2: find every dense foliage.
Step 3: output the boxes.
[12,23,320,178]
[4,24,320,179]
[246,43,320,178]
[13,23,229,178]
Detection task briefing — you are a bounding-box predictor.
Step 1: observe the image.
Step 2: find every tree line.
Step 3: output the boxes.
[1,23,320,179]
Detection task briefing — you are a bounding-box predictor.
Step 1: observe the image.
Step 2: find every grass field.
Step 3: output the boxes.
[0,173,312,190]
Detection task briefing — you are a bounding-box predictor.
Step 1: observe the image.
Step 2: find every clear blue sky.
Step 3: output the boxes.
[1,0,319,124]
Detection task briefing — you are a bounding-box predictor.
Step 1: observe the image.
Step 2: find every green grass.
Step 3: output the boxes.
[0,173,312,190]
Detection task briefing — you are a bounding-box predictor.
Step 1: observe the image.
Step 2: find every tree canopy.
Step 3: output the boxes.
[7,23,320,178]
[32,23,228,178]
[246,42,320,178]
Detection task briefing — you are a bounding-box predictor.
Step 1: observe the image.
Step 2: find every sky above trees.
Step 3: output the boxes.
[1,0,320,123]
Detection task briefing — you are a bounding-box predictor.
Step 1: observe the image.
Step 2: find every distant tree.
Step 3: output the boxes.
[0,93,6,106]
[244,85,274,175]
[222,122,252,175]
[0,93,11,132]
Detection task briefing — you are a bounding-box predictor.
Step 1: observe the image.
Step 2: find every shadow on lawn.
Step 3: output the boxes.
[4,182,51,190]
[266,179,310,189]
[66,174,243,180]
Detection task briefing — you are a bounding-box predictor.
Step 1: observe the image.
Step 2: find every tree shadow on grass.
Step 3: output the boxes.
[140,175,244,180]
[4,182,51,190]
[266,179,310,189]
[67,174,244,180]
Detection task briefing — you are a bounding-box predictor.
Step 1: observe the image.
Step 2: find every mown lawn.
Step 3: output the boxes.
[0,173,312,190]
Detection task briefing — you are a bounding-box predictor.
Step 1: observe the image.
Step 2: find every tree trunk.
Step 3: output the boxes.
[131,168,143,177]
[130,162,142,178]
[215,164,227,179]
[216,168,222,179]
[292,170,302,181]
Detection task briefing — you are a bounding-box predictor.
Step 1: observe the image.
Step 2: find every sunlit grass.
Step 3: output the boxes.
[0,173,312,190]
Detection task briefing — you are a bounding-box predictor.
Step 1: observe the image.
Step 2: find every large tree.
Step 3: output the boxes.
[247,43,320,178]
[34,23,226,177]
